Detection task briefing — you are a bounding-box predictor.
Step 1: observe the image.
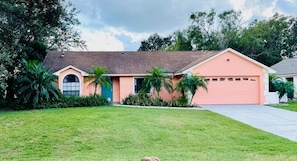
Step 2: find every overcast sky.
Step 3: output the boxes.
[69,0,297,51]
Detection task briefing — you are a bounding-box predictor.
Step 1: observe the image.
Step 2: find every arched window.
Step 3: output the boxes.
[63,74,80,96]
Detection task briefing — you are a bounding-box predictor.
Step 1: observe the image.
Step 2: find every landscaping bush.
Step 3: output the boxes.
[167,96,189,107]
[63,95,109,107]
[10,95,109,110]
[122,93,191,107]
[122,93,152,106]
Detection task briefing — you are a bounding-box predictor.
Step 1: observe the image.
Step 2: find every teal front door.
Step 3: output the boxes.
[101,81,113,102]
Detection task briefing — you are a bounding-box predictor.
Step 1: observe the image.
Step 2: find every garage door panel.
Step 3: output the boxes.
[194,76,259,104]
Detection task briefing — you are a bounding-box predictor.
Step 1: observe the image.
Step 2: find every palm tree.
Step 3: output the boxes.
[269,74,294,99]
[86,66,111,96]
[15,60,61,108]
[176,73,207,105]
[269,74,282,92]
[141,67,173,97]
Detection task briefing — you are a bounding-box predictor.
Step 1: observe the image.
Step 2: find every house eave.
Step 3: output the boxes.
[53,65,89,76]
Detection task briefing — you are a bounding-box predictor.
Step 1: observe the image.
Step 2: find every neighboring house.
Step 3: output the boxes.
[43,48,275,105]
[271,58,297,98]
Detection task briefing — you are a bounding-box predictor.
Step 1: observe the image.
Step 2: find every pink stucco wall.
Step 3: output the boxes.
[119,77,134,103]
[112,77,120,103]
[190,51,264,104]
[58,68,100,96]
[158,77,182,101]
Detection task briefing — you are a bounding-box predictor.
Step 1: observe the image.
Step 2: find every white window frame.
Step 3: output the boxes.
[61,74,82,96]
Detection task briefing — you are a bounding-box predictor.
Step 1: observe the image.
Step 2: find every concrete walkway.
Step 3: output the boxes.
[201,105,297,142]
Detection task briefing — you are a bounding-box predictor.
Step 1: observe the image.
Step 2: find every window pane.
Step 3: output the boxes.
[63,74,79,83]
[134,78,144,93]
[63,74,80,96]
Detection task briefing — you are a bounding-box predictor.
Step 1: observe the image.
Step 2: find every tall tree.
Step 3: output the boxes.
[0,0,85,101]
[217,10,242,49]
[86,67,111,96]
[138,33,172,51]
[238,13,290,66]
[189,8,220,50]
[166,30,193,51]
[141,67,173,97]
[286,17,297,58]
[0,47,11,99]
[166,9,242,51]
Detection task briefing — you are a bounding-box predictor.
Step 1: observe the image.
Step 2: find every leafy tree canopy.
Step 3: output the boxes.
[138,9,297,67]
[138,33,172,51]
[0,0,85,101]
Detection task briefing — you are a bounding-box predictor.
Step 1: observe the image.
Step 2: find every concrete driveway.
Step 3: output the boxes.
[200,105,297,142]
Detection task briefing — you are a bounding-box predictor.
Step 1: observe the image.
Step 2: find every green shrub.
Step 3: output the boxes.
[168,96,189,107]
[58,95,109,108]
[122,94,190,107]
[11,95,109,110]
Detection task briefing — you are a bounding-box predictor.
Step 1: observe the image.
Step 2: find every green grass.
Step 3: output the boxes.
[274,100,297,112]
[1,107,297,161]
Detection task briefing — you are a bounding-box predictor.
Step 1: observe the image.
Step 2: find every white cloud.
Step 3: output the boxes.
[262,0,278,18]
[76,29,125,51]
[228,0,254,21]
[72,27,151,51]
[229,0,245,9]
[284,0,294,3]
[108,27,151,42]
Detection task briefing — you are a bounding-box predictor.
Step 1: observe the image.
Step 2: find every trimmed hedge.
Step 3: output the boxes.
[37,95,110,109]
[4,95,109,110]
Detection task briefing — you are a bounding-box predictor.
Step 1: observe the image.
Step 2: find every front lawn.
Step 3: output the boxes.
[274,100,297,112]
[1,107,297,161]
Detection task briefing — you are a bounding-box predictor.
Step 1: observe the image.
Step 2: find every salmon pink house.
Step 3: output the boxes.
[43,48,275,105]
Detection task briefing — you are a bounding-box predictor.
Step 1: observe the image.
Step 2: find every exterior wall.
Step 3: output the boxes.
[84,79,101,96]
[191,51,265,104]
[293,76,297,98]
[58,68,100,96]
[159,77,182,101]
[115,76,181,103]
[263,69,270,104]
[119,77,134,103]
[113,77,120,103]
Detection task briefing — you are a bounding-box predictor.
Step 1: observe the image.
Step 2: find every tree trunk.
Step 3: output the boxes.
[94,83,97,96]
[5,77,15,101]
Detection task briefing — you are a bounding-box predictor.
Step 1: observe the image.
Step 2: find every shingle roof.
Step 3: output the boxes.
[270,58,297,75]
[43,51,220,75]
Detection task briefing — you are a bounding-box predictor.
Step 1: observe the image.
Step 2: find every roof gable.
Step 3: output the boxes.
[181,48,275,74]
